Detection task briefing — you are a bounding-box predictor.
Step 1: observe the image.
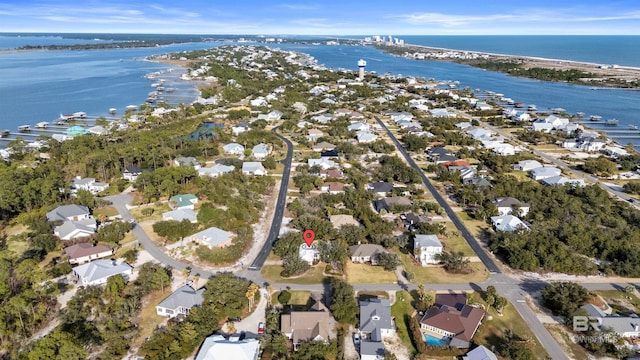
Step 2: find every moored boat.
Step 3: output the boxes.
[590,115,602,121]
[527,104,537,111]
[515,102,525,108]
[109,108,117,114]
[605,118,619,126]
[18,125,31,132]
[126,105,137,111]
[0,129,9,137]
[629,125,638,130]
[35,122,49,128]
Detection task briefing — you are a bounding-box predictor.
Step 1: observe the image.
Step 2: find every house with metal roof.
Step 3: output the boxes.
[529,166,561,180]
[251,143,271,160]
[491,197,530,217]
[199,164,235,178]
[359,298,395,342]
[490,215,529,232]
[194,335,260,360]
[463,345,498,360]
[169,194,198,210]
[73,259,133,286]
[156,283,205,318]
[54,219,97,240]
[189,227,234,248]
[174,157,201,170]
[223,143,245,155]
[46,204,91,222]
[242,162,267,176]
[163,208,198,223]
[414,234,443,266]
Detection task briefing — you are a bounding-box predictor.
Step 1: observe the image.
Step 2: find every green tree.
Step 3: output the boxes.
[105,274,127,299]
[328,278,359,325]
[377,252,401,271]
[435,250,471,273]
[541,282,589,318]
[278,290,292,305]
[282,254,310,277]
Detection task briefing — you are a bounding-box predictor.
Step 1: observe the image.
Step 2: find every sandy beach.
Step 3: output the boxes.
[387,43,640,86]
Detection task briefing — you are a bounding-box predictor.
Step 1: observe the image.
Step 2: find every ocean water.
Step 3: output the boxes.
[400,35,640,67]
[0,34,639,148]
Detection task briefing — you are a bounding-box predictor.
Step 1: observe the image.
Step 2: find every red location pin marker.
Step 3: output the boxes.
[303,229,315,247]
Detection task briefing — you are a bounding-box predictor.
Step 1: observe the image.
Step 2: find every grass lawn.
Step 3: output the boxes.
[467,292,549,359]
[6,227,30,256]
[141,223,165,246]
[93,206,120,218]
[345,262,397,284]
[261,263,328,284]
[594,290,640,315]
[396,250,489,284]
[130,203,171,222]
[131,289,169,349]
[390,291,417,355]
[455,211,489,239]
[357,291,389,301]
[544,324,589,360]
[272,290,311,307]
[441,223,477,257]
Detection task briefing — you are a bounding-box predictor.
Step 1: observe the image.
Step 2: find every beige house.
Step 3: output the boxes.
[281,300,334,350]
[64,243,113,265]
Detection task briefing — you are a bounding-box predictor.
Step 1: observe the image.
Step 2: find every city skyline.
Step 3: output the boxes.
[0,0,639,35]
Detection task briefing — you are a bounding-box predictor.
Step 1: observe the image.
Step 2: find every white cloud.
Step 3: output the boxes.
[277,3,320,11]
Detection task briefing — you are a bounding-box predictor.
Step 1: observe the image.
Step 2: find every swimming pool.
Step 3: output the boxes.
[425,334,448,346]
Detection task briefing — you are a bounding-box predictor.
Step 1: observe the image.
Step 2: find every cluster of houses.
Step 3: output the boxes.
[45,204,132,285]
[162,193,236,249]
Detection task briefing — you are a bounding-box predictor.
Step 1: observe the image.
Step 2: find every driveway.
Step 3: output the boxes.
[232,288,268,335]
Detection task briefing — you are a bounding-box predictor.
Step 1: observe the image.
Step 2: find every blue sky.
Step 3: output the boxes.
[1,0,639,35]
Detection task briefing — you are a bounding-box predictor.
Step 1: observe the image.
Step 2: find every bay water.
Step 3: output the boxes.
[0,35,639,148]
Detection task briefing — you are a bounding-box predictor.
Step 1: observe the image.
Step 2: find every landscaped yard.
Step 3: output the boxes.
[594,290,640,315]
[345,262,397,284]
[261,262,328,284]
[441,223,478,257]
[396,250,489,284]
[272,290,311,307]
[455,211,489,239]
[467,292,549,359]
[390,291,417,355]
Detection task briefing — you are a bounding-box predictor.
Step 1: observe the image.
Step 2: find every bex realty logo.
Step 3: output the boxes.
[573,316,602,332]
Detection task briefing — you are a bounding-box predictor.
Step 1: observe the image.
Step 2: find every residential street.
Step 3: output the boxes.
[103,115,640,360]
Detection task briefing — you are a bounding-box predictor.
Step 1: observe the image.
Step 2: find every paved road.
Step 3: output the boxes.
[249,126,294,270]
[373,115,572,360]
[373,115,501,274]
[105,194,215,278]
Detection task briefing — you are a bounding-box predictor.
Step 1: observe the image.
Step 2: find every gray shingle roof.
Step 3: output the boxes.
[46,204,90,222]
[359,298,393,341]
[157,284,205,312]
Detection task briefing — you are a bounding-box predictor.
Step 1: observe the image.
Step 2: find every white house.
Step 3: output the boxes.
[347,122,369,132]
[359,298,395,340]
[514,160,542,172]
[311,113,334,124]
[467,128,493,140]
[306,129,324,142]
[475,102,493,111]
[190,227,235,248]
[308,158,337,170]
[492,144,516,156]
[199,164,235,178]
[529,166,561,180]
[174,157,201,170]
[299,243,320,264]
[46,204,91,222]
[73,260,133,286]
[71,177,110,195]
[414,234,443,266]
[163,208,198,223]
[54,219,97,240]
[490,215,529,232]
[542,176,586,187]
[242,162,267,176]
[231,124,248,136]
[251,143,271,160]
[195,335,260,360]
[223,143,245,155]
[169,194,198,210]
[491,197,530,217]
[156,283,205,318]
[357,132,378,143]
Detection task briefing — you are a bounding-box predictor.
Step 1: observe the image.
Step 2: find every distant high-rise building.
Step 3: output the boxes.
[358,59,367,80]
